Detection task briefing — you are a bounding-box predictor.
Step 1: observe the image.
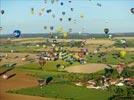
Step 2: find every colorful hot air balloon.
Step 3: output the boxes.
[31,8,34,15]
[130,8,134,14]
[13,30,21,38]
[120,51,126,58]
[104,28,109,34]
[1,10,4,15]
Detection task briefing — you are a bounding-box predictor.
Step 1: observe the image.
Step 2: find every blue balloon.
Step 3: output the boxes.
[60,2,63,6]
[13,30,21,38]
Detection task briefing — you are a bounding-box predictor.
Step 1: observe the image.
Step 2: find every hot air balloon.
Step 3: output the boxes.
[50,26,54,30]
[0,27,2,31]
[104,28,109,34]
[60,18,63,21]
[120,51,126,58]
[71,8,74,11]
[68,1,71,3]
[130,8,134,14]
[1,10,4,15]
[46,76,53,85]
[60,2,63,6]
[68,18,72,21]
[62,12,65,15]
[31,8,34,15]
[44,26,47,29]
[13,30,21,38]
[46,9,52,13]
[97,3,101,7]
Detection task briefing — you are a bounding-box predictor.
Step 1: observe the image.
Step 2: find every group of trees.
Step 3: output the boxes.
[108,86,134,100]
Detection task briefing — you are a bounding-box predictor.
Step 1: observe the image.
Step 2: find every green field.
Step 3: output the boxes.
[8,82,110,100]
[7,65,134,100]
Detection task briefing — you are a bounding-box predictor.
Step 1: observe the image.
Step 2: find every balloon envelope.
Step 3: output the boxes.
[68,1,71,3]
[44,26,47,29]
[13,30,21,38]
[71,8,73,11]
[68,18,71,21]
[130,8,134,14]
[0,27,2,31]
[60,2,63,5]
[120,51,126,58]
[31,8,34,15]
[50,26,54,30]
[62,12,65,15]
[60,18,63,21]
[97,3,101,7]
[1,10,4,14]
[46,76,53,85]
[104,28,109,34]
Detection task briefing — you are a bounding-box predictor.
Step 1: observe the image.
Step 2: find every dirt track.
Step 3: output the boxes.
[65,63,107,73]
[0,53,38,66]
[0,72,55,100]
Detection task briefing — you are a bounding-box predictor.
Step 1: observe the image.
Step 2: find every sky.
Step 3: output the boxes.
[0,0,134,34]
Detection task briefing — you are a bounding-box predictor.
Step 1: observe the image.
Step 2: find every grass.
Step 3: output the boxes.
[6,60,134,100]
[0,44,47,53]
[8,82,110,100]
[114,39,134,48]
[86,52,134,65]
[17,60,79,71]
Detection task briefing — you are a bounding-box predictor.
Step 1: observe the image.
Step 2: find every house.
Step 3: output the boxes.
[124,78,134,86]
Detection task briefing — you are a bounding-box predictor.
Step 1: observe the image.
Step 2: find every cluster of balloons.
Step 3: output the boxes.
[30,0,83,35]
